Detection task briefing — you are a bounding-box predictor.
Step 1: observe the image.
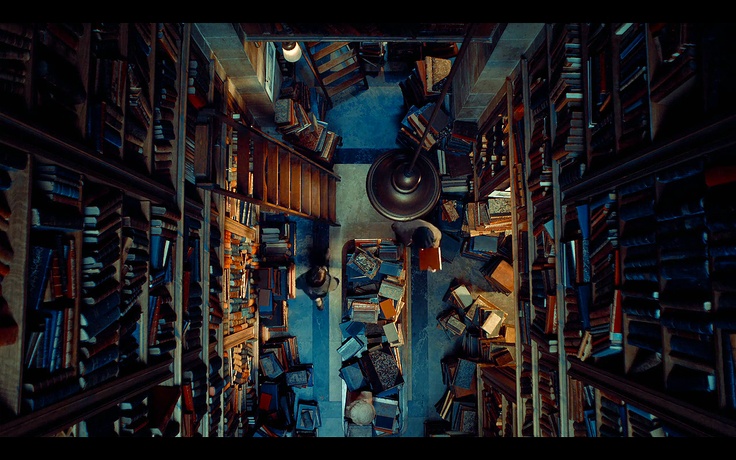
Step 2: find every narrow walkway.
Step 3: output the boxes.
[284,64,514,437]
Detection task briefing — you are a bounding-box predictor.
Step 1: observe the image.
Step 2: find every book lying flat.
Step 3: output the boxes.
[337,335,365,361]
[378,280,404,301]
[359,343,404,394]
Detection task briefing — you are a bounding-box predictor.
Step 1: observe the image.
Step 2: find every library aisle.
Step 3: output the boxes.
[286,64,514,436]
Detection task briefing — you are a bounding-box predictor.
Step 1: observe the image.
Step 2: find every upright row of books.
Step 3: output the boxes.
[0,23,184,191]
[494,23,736,437]
[0,22,270,438]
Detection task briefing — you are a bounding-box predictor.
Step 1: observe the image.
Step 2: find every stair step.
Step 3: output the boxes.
[326,73,368,98]
[317,50,357,74]
[311,42,350,61]
[323,61,362,86]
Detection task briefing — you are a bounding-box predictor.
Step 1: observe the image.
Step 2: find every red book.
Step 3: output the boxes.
[419,246,442,271]
[181,382,195,413]
[258,391,272,411]
[148,385,181,436]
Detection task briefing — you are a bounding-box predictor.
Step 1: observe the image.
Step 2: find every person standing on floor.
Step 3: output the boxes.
[391,218,442,250]
[295,247,340,311]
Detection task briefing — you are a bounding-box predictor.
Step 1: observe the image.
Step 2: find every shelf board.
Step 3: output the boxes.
[567,357,736,437]
[0,358,173,437]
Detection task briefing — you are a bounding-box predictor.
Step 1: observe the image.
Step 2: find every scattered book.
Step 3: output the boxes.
[337,335,365,361]
[339,361,368,392]
[359,343,404,394]
[378,279,404,301]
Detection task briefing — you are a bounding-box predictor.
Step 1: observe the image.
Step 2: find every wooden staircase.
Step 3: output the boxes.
[302,42,369,108]
[197,109,340,226]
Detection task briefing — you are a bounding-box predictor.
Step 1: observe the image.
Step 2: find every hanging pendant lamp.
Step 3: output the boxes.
[366,23,477,221]
[282,41,302,62]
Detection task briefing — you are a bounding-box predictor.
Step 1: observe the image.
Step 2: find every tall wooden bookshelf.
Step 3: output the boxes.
[0,22,322,438]
[474,22,736,437]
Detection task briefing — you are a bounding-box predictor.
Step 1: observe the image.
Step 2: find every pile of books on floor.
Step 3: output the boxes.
[339,239,408,436]
[250,333,323,437]
[437,280,515,364]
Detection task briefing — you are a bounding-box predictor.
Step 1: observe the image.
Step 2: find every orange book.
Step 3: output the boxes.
[419,246,442,271]
[379,298,397,320]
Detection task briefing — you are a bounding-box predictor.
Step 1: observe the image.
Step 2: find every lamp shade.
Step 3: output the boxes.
[282,42,302,62]
[366,148,441,221]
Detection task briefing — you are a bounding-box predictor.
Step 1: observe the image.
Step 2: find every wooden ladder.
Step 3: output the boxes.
[302,41,369,108]
[198,110,341,226]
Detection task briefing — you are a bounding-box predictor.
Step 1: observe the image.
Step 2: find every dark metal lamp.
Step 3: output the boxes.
[366,24,477,221]
[366,148,441,221]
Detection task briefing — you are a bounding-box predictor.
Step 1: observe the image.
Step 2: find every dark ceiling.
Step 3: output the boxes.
[238,23,499,43]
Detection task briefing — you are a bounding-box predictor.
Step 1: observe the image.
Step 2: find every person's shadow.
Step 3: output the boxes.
[308,244,330,268]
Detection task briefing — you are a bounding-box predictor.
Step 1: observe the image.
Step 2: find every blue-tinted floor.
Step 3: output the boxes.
[279,64,511,438]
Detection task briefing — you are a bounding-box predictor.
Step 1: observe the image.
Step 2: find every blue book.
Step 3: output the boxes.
[79,343,119,376]
[28,246,54,311]
[470,234,499,253]
[439,232,462,263]
[378,260,403,277]
[41,309,60,370]
[79,291,121,341]
[258,289,274,317]
[339,361,368,392]
[79,360,120,390]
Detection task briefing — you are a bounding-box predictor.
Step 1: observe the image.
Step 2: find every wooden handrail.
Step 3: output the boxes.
[196,108,340,179]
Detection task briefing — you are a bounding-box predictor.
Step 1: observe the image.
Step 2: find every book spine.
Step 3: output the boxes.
[79,343,119,375]
[79,360,120,390]
[22,379,81,412]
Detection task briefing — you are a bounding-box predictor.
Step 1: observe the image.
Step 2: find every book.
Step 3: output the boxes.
[148,385,181,436]
[339,361,368,392]
[378,298,397,321]
[79,292,121,341]
[453,357,477,391]
[359,343,404,394]
[480,307,508,337]
[295,400,321,431]
[347,247,381,279]
[78,360,120,390]
[78,343,119,376]
[337,335,365,361]
[378,279,404,301]
[257,288,274,318]
[22,366,76,394]
[383,322,402,347]
[483,258,514,294]
[22,378,81,412]
[439,232,463,263]
[259,351,285,379]
[449,283,474,309]
[28,245,54,312]
[350,300,380,324]
[347,422,374,437]
[419,246,442,271]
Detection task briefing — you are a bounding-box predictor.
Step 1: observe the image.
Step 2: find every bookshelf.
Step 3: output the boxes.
[0,21,349,437]
[486,22,736,438]
[0,21,308,438]
[2,21,736,438]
